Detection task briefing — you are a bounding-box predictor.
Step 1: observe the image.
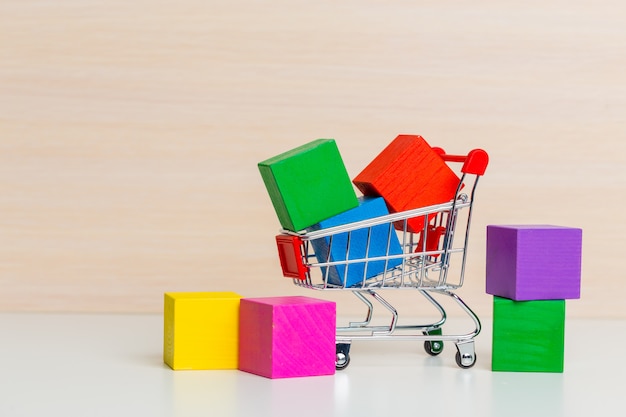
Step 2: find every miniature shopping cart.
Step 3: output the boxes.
[274,148,488,370]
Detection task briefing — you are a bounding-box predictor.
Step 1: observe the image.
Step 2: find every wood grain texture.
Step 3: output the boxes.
[308,196,403,288]
[1,0,624,318]
[486,225,582,300]
[492,297,565,372]
[238,296,336,379]
[353,134,460,232]
[163,292,242,370]
[258,139,358,232]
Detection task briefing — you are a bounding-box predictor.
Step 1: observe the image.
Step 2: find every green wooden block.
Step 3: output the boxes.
[258,139,359,232]
[492,296,565,372]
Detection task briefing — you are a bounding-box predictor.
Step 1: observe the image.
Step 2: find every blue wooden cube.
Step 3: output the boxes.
[308,196,403,287]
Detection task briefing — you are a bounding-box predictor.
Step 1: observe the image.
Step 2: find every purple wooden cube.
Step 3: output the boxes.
[486,225,582,301]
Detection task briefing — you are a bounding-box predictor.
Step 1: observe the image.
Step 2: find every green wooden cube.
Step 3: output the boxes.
[258,139,359,232]
[492,296,565,373]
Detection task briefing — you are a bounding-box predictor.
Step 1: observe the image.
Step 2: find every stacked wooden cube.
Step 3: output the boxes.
[258,138,397,287]
[486,225,583,372]
[258,135,460,287]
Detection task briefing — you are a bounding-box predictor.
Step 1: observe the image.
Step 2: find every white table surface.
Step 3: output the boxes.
[0,312,620,417]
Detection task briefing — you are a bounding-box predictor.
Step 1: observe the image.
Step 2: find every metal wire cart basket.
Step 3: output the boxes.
[274,148,489,370]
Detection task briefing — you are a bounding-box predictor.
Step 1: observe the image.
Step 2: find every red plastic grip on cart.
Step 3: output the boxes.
[432,147,489,176]
[275,234,308,280]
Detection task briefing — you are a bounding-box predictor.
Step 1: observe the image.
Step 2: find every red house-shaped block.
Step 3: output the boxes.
[353,135,460,232]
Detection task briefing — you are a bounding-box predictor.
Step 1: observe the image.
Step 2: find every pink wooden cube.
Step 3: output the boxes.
[238,296,336,379]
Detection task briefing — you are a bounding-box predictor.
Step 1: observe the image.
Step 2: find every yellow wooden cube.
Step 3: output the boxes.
[163,292,242,370]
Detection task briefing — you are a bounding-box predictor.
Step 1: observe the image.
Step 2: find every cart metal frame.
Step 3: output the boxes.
[275,148,488,369]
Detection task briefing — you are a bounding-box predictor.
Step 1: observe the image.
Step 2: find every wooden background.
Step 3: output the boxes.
[1,0,624,319]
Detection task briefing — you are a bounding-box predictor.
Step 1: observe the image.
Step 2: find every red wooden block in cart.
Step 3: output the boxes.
[238,296,336,379]
[353,135,460,232]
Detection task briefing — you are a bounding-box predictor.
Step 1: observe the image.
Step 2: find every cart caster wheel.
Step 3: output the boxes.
[336,343,351,371]
[424,340,444,356]
[455,351,476,369]
[423,328,444,356]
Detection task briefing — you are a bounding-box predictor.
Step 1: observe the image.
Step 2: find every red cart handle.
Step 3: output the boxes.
[432,147,489,176]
